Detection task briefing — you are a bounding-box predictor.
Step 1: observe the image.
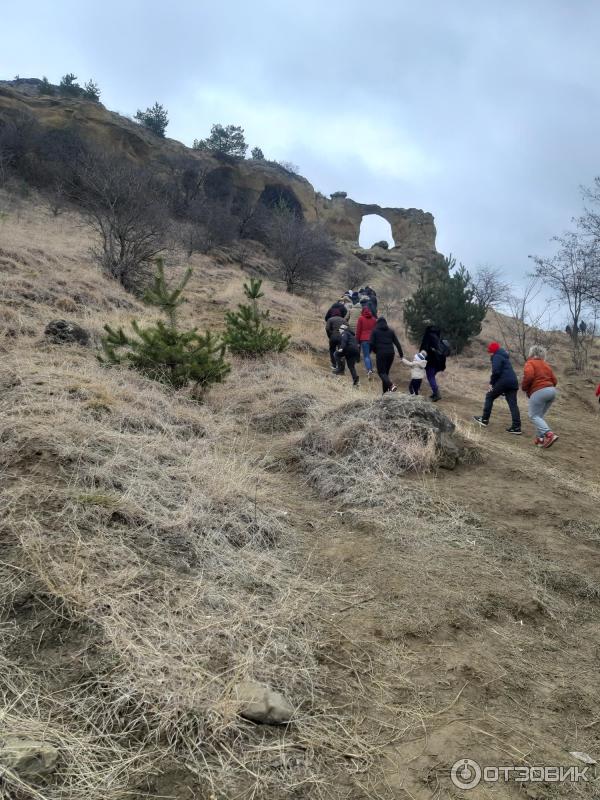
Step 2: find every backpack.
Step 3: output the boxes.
[437,338,451,357]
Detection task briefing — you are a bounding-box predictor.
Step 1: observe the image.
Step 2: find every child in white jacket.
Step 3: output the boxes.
[402,350,427,395]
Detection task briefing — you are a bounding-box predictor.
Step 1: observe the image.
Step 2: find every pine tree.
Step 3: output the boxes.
[404,258,486,354]
[224,278,290,356]
[100,259,230,392]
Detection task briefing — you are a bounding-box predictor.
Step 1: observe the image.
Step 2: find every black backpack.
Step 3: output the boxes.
[437,338,451,357]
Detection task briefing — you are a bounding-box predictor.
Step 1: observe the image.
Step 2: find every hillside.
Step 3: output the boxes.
[1,182,600,799]
[0,79,441,280]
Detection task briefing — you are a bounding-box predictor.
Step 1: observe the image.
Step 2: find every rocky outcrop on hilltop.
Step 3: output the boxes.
[0,79,442,272]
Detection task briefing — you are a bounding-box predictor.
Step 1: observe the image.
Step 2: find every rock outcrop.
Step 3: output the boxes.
[0,79,443,273]
[44,319,90,345]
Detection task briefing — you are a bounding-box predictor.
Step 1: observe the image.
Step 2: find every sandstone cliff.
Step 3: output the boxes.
[0,79,441,272]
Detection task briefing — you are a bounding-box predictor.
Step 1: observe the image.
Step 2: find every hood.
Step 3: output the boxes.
[375,317,389,330]
[361,308,373,319]
[329,308,341,317]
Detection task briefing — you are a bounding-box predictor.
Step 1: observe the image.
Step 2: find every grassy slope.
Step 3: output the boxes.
[1,195,600,799]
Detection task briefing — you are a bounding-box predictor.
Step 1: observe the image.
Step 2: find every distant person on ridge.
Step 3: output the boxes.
[402,349,428,395]
[521,344,559,448]
[325,308,345,370]
[369,316,403,394]
[355,304,377,379]
[420,324,447,402]
[473,342,522,434]
[334,323,360,386]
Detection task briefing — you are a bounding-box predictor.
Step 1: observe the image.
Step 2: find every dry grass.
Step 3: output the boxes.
[2,193,600,799]
[0,344,370,798]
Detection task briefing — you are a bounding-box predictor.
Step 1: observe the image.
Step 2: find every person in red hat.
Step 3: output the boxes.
[473,342,522,434]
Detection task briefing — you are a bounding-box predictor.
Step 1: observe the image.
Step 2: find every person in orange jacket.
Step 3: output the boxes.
[521,345,558,448]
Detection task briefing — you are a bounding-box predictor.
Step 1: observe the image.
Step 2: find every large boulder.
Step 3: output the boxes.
[0,735,59,778]
[44,319,90,345]
[233,680,294,725]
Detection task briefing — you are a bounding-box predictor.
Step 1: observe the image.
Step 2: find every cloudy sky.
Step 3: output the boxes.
[3,0,600,290]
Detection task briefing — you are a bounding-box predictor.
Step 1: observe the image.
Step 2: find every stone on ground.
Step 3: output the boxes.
[0,735,59,778]
[233,680,294,725]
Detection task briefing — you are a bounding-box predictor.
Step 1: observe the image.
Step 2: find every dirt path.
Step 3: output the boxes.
[254,358,600,798]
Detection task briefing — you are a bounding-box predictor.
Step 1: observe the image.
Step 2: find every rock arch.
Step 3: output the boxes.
[359,214,395,249]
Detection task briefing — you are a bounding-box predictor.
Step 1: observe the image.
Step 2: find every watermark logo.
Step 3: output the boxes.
[450,759,589,790]
[451,759,482,790]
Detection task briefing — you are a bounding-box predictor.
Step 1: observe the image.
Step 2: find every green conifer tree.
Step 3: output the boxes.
[224,278,290,356]
[100,259,230,392]
[404,257,486,354]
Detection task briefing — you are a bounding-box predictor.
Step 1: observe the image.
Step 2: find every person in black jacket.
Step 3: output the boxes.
[369,317,403,393]
[325,310,345,368]
[334,324,360,385]
[325,299,348,322]
[473,342,522,433]
[420,325,447,401]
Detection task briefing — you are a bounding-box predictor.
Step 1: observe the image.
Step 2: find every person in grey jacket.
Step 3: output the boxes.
[345,302,362,334]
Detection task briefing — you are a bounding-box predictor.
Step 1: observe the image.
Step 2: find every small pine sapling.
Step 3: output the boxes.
[100,259,230,393]
[224,278,290,356]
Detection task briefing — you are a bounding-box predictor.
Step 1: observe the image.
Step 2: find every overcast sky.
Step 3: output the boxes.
[3,0,600,292]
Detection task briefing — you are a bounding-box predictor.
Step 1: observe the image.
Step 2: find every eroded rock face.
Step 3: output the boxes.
[0,81,443,273]
[316,195,442,271]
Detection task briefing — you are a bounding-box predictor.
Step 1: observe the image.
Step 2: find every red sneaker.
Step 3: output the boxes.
[534,437,544,447]
[542,432,558,449]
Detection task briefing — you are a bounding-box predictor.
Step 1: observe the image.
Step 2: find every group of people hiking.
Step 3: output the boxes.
[324,287,448,399]
[473,342,560,448]
[325,288,600,450]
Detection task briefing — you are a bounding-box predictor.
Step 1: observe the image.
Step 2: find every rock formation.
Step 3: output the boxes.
[0,79,442,272]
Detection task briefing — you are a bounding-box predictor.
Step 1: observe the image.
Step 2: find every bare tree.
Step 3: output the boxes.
[530,231,600,370]
[72,152,169,291]
[265,204,338,293]
[577,177,600,304]
[343,256,369,290]
[494,278,550,363]
[473,265,511,311]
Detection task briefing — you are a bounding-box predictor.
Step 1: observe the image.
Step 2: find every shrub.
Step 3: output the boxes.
[193,124,248,157]
[83,80,101,102]
[265,203,338,293]
[100,259,230,392]
[276,160,300,175]
[39,76,55,96]
[404,257,486,353]
[59,73,81,97]
[251,146,264,159]
[224,278,290,356]
[73,150,168,291]
[135,103,169,137]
